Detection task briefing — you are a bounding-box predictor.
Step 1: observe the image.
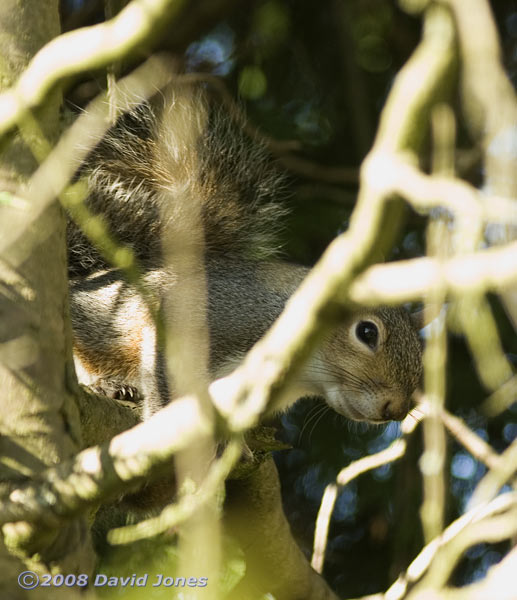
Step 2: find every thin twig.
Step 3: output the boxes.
[384,492,517,600]
[468,438,517,510]
[439,406,501,471]
[311,413,421,573]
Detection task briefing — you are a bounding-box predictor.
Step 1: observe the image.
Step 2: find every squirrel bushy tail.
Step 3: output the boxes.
[67,84,288,277]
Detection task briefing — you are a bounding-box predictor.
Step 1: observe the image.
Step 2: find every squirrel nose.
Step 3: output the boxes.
[382,400,408,421]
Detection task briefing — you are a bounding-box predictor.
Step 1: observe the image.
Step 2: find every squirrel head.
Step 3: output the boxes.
[313,307,423,423]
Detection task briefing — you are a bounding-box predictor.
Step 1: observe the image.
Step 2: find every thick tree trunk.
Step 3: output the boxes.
[0,0,95,590]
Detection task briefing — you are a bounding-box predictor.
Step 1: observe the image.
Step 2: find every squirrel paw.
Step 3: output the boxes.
[91,379,142,404]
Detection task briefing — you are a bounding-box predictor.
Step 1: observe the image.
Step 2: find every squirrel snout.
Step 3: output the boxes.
[381,398,410,421]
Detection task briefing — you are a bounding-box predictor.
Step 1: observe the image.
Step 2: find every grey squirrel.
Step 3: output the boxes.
[68,84,422,423]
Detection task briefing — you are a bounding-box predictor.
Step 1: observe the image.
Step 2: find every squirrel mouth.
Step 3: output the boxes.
[341,399,394,424]
[322,388,379,423]
[340,401,372,423]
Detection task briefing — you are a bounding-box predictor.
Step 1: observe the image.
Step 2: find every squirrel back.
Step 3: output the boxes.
[67,84,288,277]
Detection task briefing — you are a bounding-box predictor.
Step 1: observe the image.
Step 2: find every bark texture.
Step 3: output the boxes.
[0,0,95,586]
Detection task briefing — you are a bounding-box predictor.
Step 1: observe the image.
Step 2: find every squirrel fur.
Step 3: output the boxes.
[68,84,422,423]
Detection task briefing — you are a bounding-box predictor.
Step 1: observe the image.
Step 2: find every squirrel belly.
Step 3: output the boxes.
[68,83,422,423]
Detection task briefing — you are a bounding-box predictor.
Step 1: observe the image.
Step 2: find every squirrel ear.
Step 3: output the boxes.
[410,308,425,331]
[410,303,448,331]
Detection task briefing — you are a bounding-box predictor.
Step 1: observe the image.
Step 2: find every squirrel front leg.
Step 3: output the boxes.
[70,270,157,411]
[70,268,195,419]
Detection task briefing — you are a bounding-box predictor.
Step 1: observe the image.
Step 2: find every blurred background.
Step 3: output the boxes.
[59,1,517,597]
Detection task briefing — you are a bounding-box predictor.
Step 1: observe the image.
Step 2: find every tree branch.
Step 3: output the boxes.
[349,241,517,306]
[0,396,211,525]
[0,0,185,138]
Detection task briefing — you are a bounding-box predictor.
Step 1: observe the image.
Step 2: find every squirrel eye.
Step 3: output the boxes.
[355,321,378,350]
